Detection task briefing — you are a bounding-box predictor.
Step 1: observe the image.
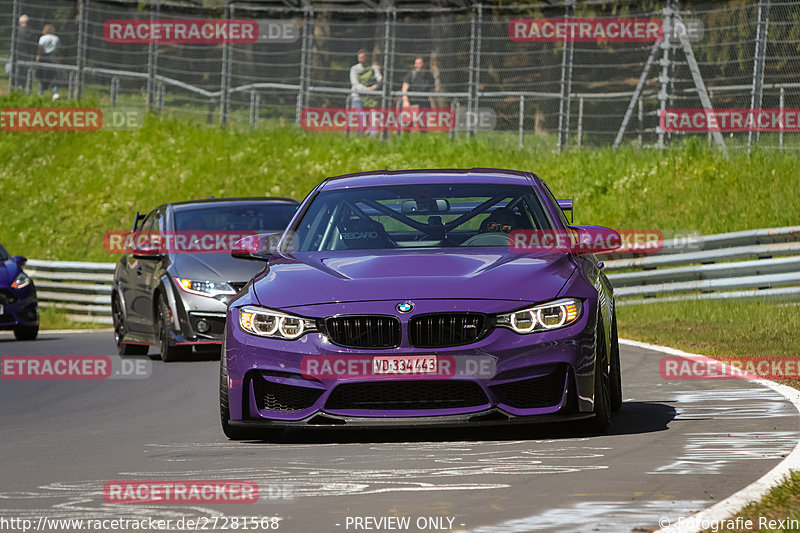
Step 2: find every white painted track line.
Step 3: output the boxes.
[620,338,800,533]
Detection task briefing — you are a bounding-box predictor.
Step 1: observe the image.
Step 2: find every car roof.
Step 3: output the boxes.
[169,197,299,212]
[319,168,538,190]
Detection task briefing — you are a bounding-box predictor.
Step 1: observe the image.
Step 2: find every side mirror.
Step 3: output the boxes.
[132,241,164,259]
[569,225,621,254]
[12,256,27,267]
[231,232,282,261]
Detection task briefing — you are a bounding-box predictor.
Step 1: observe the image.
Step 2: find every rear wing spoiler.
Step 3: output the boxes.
[131,211,148,231]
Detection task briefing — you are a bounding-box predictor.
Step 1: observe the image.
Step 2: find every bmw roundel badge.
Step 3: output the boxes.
[396,301,414,313]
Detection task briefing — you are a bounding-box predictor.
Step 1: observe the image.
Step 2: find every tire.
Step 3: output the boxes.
[156,294,191,362]
[112,296,148,356]
[609,313,623,412]
[219,341,263,440]
[588,321,612,434]
[13,324,38,341]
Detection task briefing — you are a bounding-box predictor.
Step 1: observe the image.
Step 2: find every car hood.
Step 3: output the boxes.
[170,253,266,284]
[0,261,17,286]
[253,249,576,309]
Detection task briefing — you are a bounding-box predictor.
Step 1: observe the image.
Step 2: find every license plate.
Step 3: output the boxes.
[373,355,437,375]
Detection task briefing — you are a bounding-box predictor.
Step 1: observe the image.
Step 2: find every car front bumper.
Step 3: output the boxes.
[0,285,38,331]
[224,301,601,425]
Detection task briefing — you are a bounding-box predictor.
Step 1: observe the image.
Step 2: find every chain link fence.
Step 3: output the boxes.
[1,0,799,150]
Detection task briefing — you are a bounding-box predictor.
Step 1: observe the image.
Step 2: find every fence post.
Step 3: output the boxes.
[708,89,713,146]
[467,6,476,137]
[576,95,584,148]
[110,76,118,107]
[779,86,784,148]
[219,2,233,125]
[748,0,770,152]
[295,4,313,125]
[472,3,482,136]
[657,0,675,150]
[451,98,459,140]
[637,97,643,147]
[9,0,19,90]
[75,0,87,99]
[518,95,524,149]
[557,0,575,152]
[250,90,259,127]
[146,0,160,110]
[380,4,396,140]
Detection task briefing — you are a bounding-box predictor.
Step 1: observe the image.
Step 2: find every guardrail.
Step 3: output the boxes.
[600,226,800,305]
[25,260,115,325]
[23,226,800,324]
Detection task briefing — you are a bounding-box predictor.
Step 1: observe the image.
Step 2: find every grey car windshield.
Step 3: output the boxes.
[286,183,552,252]
[174,203,297,232]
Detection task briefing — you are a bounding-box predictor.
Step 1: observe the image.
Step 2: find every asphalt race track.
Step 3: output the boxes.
[1,330,798,533]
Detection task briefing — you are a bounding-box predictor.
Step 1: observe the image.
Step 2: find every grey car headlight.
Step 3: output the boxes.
[238,306,317,340]
[496,298,582,334]
[175,277,236,298]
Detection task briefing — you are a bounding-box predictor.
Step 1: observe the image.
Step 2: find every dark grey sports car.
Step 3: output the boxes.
[111,197,299,361]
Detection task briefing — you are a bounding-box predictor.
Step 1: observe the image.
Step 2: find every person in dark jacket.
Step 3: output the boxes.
[401,56,435,109]
[10,14,37,90]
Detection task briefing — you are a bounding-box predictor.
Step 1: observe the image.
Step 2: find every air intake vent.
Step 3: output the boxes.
[324,315,401,349]
[409,313,488,348]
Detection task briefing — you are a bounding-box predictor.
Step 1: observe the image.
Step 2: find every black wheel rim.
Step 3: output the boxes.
[158,301,169,357]
[602,361,611,415]
[112,299,124,346]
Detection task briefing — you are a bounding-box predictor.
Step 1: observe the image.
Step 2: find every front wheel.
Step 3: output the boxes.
[219,344,267,440]
[13,324,38,341]
[156,295,191,362]
[609,313,623,412]
[588,322,611,434]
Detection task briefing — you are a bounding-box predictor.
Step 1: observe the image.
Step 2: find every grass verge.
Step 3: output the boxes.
[37,306,109,331]
[2,93,800,261]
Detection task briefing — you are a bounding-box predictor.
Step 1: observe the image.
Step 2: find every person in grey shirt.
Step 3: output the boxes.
[349,49,383,134]
[36,24,61,100]
[349,49,383,109]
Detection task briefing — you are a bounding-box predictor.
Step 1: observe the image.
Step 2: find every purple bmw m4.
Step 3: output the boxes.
[220,169,622,439]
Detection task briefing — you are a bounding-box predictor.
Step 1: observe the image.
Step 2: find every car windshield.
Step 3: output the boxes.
[174,203,297,232]
[285,183,551,252]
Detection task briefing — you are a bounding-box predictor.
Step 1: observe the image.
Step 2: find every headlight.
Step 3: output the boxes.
[11,272,31,289]
[238,306,317,340]
[496,298,582,334]
[175,278,236,298]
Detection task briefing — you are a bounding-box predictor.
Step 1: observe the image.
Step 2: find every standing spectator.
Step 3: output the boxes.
[401,56,435,109]
[349,49,382,109]
[349,49,382,134]
[36,24,61,100]
[10,14,37,90]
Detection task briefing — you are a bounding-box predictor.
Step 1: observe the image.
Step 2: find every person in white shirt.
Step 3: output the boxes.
[35,24,61,100]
